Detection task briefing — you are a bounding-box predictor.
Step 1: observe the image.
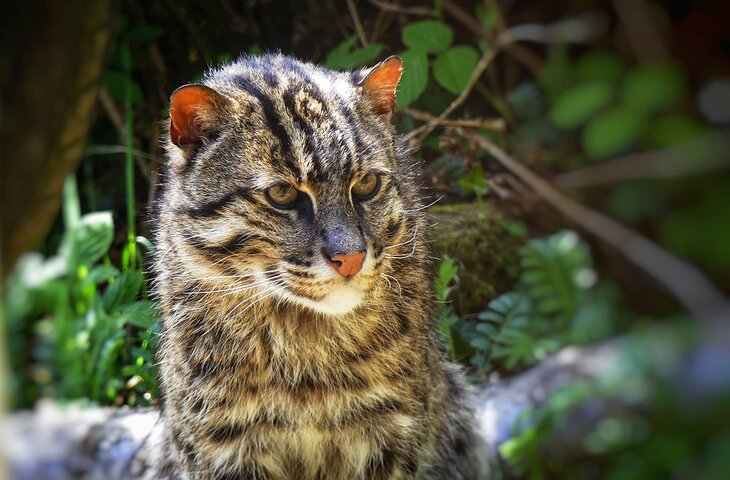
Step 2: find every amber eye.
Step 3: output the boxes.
[266,184,300,208]
[352,173,381,200]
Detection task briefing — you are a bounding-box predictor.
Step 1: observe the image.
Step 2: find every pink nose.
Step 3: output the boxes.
[327,252,365,277]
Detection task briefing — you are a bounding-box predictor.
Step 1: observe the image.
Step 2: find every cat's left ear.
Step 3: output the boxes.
[169,84,228,147]
[359,56,403,115]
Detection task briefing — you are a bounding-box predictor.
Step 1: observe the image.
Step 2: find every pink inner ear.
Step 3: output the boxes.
[363,57,403,114]
[169,85,217,146]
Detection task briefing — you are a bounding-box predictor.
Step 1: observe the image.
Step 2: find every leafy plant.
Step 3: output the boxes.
[499,324,730,479]
[3,176,159,408]
[462,230,623,372]
[394,19,482,109]
[434,256,461,360]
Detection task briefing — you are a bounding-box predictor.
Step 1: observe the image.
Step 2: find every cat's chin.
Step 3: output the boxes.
[287,284,364,316]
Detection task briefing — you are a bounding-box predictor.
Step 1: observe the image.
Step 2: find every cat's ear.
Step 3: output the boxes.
[169,84,228,147]
[360,56,403,115]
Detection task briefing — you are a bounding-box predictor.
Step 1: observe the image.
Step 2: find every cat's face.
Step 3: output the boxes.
[159,55,421,316]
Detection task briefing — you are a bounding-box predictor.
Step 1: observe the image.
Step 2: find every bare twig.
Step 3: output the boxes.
[405,108,506,132]
[369,7,394,44]
[458,128,730,327]
[83,145,161,164]
[367,0,435,16]
[555,131,730,189]
[99,87,126,141]
[346,0,368,47]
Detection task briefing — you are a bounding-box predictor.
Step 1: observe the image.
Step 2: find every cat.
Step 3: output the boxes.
[152,53,488,479]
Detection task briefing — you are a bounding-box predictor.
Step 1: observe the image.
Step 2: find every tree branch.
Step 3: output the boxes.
[405,108,507,133]
[554,131,730,189]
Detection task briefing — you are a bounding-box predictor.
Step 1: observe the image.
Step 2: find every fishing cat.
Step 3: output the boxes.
[153,53,487,479]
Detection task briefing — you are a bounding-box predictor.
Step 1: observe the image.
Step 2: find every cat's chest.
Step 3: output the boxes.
[203,415,423,480]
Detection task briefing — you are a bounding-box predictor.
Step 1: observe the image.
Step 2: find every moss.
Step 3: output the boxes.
[428,202,523,315]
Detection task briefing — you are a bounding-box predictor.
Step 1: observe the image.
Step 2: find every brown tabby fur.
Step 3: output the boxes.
[153,54,487,479]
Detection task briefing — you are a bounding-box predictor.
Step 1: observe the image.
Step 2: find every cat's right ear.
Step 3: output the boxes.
[359,56,403,115]
[169,84,227,148]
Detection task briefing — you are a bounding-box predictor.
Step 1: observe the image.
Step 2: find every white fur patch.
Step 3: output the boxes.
[284,284,364,315]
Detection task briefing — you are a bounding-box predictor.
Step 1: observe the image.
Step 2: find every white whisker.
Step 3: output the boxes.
[403,195,444,213]
[383,224,418,251]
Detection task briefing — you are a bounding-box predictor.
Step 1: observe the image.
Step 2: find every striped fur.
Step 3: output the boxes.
[153,54,488,479]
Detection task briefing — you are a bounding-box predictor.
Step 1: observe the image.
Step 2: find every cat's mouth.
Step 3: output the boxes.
[274,281,365,315]
[266,259,374,315]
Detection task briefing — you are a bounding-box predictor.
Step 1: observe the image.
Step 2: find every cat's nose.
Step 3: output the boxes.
[322,248,365,277]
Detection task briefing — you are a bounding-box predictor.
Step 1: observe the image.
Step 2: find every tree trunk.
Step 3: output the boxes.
[0,0,114,279]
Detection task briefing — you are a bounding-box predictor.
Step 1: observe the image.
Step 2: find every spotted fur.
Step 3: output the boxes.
[153,54,488,479]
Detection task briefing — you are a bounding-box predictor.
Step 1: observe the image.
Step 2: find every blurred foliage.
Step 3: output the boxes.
[439,230,626,374]
[4,178,157,409]
[498,324,730,479]
[2,0,729,477]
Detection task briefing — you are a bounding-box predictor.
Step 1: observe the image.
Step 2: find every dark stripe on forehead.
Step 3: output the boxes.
[232,75,300,176]
[339,103,368,171]
[262,67,278,87]
[282,84,328,182]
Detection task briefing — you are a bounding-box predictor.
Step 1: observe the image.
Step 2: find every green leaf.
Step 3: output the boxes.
[75,212,114,265]
[660,184,730,272]
[549,82,614,130]
[646,114,706,148]
[519,231,592,326]
[475,5,499,34]
[582,106,646,159]
[469,337,491,350]
[506,82,545,121]
[606,181,665,225]
[324,36,385,70]
[91,332,124,401]
[401,20,453,53]
[458,165,489,197]
[120,300,159,329]
[136,235,155,254]
[539,44,572,102]
[574,51,626,83]
[103,269,144,313]
[434,256,458,302]
[478,293,530,326]
[87,265,120,285]
[438,311,460,342]
[492,328,538,368]
[622,63,686,113]
[396,49,428,109]
[432,46,479,95]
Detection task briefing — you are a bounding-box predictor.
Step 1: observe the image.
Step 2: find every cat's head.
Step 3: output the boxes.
[158,54,425,317]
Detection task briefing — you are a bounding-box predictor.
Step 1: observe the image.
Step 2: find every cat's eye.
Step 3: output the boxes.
[352,172,381,200]
[266,184,300,208]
